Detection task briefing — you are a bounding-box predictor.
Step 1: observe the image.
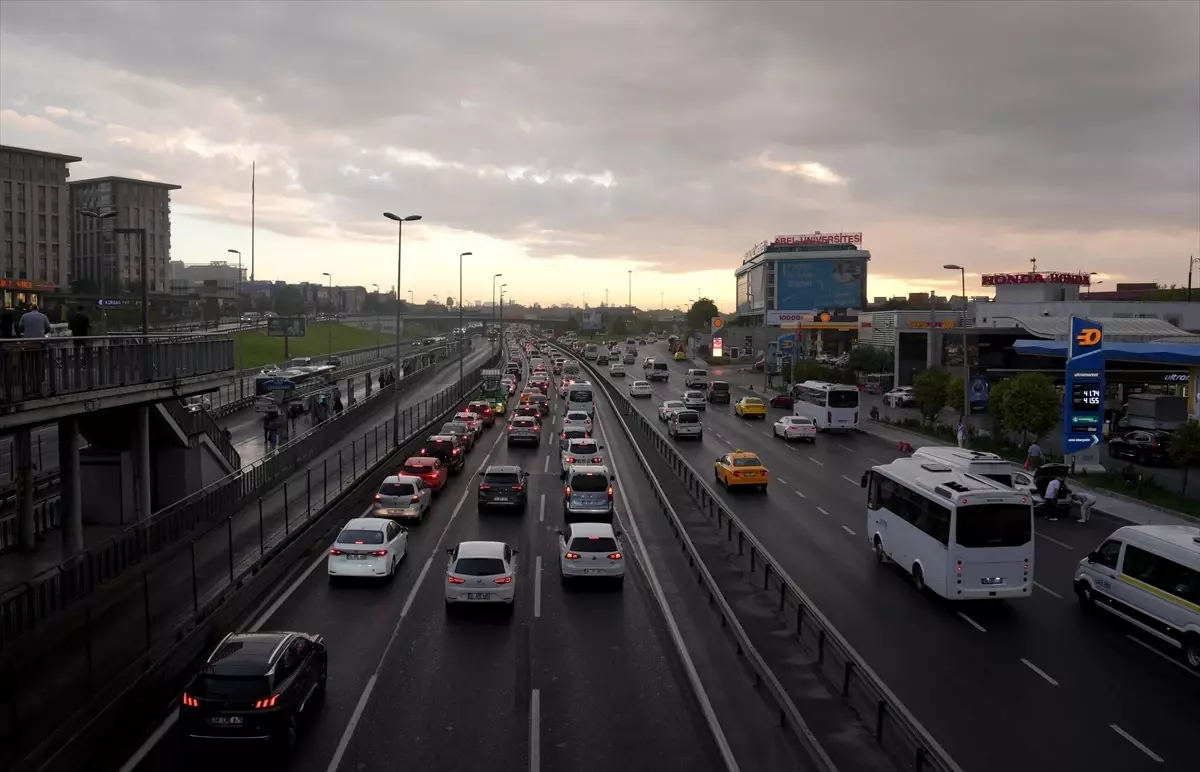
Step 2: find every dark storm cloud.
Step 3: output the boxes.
[0,0,1196,277]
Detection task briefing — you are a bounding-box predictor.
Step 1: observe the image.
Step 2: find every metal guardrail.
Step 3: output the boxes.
[562,343,961,772]
[0,344,472,647]
[0,354,499,771]
[160,399,241,470]
[0,337,235,404]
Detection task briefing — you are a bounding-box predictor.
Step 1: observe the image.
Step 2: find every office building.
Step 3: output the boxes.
[734,231,871,326]
[0,145,83,304]
[168,260,245,298]
[70,176,181,294]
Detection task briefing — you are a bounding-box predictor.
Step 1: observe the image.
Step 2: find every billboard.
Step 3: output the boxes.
[1063,317,1105,456]
[776,259,866,312]
[267,317,307,337]
[581,310,602,332]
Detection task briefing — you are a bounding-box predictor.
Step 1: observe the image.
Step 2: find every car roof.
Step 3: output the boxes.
[740,396,764,402]
[568,436,598,443]
[425,434,455,441]
[455,540,507,559]
[344,517,392,530]
[566,409,590,415]
[728,450,763,460]
[382,474,422,485]
[567,521,617,539]
[204,632,293,673]
[484,464,523,474]
[566,463,609,476]
[403,456,437,466]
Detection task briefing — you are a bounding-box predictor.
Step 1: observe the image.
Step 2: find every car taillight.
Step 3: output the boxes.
[420,448,427,455]
[374,493,382,501]
[566,456,576,463]
[607,487,614,499]
[254,694,280,709]
[494,576,512,584]
[732,471,741,477]
[513,485,523,492]
[564,552,581,560]
[608,553,623,560]
[479,484,491,490]
[564,486,571,496]
[592,457,602,463]
[371,549,388,557]
[182,693,199,707]
[448,575,465,584]
[453,448,460,454]
[329,548,343,556]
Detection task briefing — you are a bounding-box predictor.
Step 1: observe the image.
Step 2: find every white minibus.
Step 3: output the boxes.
[793,381,859,431]
[911,447,1018,488]
[568,381,596,417]
[583,343,599,361]
[863,458,1034,600]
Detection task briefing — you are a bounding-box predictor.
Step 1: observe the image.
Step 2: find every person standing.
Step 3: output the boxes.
[0,308,13,338]
[1025,441,1045,471]
[956,417,966,448]
[1042,475,1062,521]
[68,305,91,347]
[18,304,50,339]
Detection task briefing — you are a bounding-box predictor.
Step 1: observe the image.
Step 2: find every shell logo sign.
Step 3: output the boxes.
[710,317,724,330]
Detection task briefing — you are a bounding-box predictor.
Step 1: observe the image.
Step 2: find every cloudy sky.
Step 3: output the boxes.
[1,0,1197,311]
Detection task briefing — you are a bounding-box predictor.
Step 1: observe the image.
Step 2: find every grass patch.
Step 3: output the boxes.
[231,322,412,369]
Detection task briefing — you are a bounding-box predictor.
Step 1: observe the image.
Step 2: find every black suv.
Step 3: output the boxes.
[420,434,466,472]
[179,631,327,749]
[707,381,731,403]
[477,465,530,512]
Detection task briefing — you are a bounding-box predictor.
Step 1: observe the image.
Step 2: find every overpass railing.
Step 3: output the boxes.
[159,399,241,471]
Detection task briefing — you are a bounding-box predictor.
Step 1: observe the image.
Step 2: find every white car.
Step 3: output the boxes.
[558,521,625,586]
[453,411,484,436]
[680,390,706,411]
[668,410,703,439]
[561,437,606,477]
[328,517,409,580]
[658,400,686,422]
[629,380,652,398]
[774,416,817,443]
[884,387,916,408]
[609,363,626,377]
[562,410,593,433]
[445,540,518,613]
[370,474,432,522]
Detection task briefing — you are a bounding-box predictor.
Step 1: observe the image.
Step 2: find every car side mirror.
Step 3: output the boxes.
[511,549,520,555]
[445,548,454,556]
[860,472,869,488]
[1086,551,1098,563]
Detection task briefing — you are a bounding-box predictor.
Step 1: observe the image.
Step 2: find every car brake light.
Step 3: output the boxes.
[732,471,740,477]
[374,493,382,501]
[420,448,427,455]
[513,485,523,492]
[608,553,623,560]
[372,549,388,557]
[592,457,602,463]
[564,552,581,560]
[448,575,465,584]
[479,484,491,490]
[607,487,614,499]
[564,486,571,496]
[494,576,512,584]
[453,448,460,454]
[254,694,280,709]
[566,456,576,463]
[182,693,199,707]
[329,548,343,555]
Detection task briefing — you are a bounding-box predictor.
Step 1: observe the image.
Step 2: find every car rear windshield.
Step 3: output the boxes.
[379,482,416,496]
[569,473,608,492]
[569,389,593,402]
[194,675,269,701]
[453,557,506,576]
[569,442,598,454]
[692,370,708,377]
[980,473,1015,488]
[531,395,548,403]
[570,536,618,552]
[828,390,859,408]
[513,418,536,427]
[732,457,761,467]
[484,472,521,484]
[562,429,588,439]
[676,412,699,423]
[955,504,1032,548]
[652,363,668,370]
[402,463,432,475]
[711,382,729,391]
[337,529,385,544]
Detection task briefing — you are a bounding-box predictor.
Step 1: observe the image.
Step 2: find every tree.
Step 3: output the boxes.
[563,312,580,332]
[912,369,951,426]
[846,346,892,374]
[1168,420,1200,495]
[946,376,965,413]
[446,296,455,308]
[686,298,720,331]
[991,373,1058,446]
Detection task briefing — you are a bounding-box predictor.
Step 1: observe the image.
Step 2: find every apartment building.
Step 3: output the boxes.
[0,145,83,305]
[70,176,181,294]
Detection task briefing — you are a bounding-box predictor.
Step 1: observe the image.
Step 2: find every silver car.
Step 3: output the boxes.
[563,464,615,522]
[681,390,706,411]
[371,474,432,522]
[506,416,541,446]
[440,421,476,450]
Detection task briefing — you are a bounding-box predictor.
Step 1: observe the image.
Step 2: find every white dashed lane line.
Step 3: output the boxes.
[837,443,854,452]
[1020,658,1059,686]
[776,478,788,485]
[794,490,807,499]
[957,612,988,633]
[840,475,857,485]
[841,525,857,536]
[1110,725,1164,763]
[808,457,824,466]
[1034,581,1063,599]
[816,506,829,515]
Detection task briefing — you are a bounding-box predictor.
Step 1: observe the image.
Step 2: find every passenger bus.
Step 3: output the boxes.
[792,380,860,431]
[862,458,1034,601]
[254,365,336,397]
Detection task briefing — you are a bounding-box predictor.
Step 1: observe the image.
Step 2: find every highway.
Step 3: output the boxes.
[110,354,808,772]
[607,341,1198,772]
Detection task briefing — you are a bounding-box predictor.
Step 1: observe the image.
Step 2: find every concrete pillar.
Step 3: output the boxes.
[15,428,35,551]
[58,417,84,557]
[925,330,937,369]
[365,372,373,397]
[136,405,153,521]
[892,337,902,385]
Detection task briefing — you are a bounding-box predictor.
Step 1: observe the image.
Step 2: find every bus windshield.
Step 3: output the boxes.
[955,504,1032,548]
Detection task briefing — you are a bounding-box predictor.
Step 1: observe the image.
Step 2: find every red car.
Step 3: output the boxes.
[769,393,794,409]
[401,456,447,493]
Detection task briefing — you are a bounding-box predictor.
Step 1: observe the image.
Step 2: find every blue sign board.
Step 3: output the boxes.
[1063,317,1106,454]
[776,332,797,351]
[260,378,297,392]
[776,258,866,312]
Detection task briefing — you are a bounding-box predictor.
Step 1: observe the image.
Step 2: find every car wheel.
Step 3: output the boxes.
[504,601,515,617]
[911,564,926,593]
[613,576,625,591]
[1075,580,1096,613]
[278,712,299,752]
[696,432,702,439]
[873,536,886,563]
[1184,634,1200,672]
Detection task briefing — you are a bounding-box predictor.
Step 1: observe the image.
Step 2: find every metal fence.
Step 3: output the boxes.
[159,399,241,470]
[0,354,497,768]
[0,349,467,648]
[565,346,959,772]
[0,336,235,403]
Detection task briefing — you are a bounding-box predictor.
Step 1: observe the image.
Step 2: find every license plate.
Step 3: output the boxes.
[208,716,244,726]
[583,569,601,575]
[347,554,369,560]
[467,593,490,600]
[743,472,757,477]
[493,497,509,502]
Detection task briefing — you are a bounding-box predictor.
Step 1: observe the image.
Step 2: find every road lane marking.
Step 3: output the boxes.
[533,556,543,618]
[957,612,988,633]
[776,478,788,485]
[1035,531,1074,549]
[1020,658,1059,686]
[1110,725,1163,763]
[761,431,773,438]
[794,490,807,499]
[543,454,549,473]
[713,432,722,439]
[867,457,882,464]
[1125,635,1200,679]
[808,457,823,466]
[837,444,854,452]
[786,445,797,452]
[117,710,178,772]
[529,688,542,772]
[840,475,857,485]
[1036,583,1065,600]
[841,525,856,536]
[539,494,546,522]
[816,506,829,515]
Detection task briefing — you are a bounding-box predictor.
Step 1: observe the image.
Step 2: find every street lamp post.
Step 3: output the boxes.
[491,273,503,351]
[79,209,117,332]
[1188,256,1199,302]
[408,290,414,306]
[458,252,473,395]
[943,264,971,440]
[227,248,245,393]
[499,284,508,347]
[384,212,422,447]
[321,272,333,358]
[372,284,381,346]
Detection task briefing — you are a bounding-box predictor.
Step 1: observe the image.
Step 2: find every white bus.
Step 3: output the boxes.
[568,380,596,417]
[792,380,860,431]
[862,458,1034,601]
[583,343,599,361]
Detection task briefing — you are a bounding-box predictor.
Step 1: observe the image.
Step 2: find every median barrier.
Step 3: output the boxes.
[558,342,959,772]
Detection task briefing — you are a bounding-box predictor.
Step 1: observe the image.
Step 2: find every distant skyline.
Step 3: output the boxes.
[1,1,1196,309]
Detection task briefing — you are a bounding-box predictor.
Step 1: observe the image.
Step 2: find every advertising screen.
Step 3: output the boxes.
[776,259,866,312]
[581,310,602,332]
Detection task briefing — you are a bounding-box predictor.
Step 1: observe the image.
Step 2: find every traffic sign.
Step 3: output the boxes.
[711,316,724,330]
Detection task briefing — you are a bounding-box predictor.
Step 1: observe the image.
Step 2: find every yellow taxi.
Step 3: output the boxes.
[714,450,769,490]
[673,350,687,361]
[519,390,537,405]
[733,396,768,419]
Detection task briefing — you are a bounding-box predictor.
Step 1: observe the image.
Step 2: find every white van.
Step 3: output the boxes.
[583,344,599,361]
[568,381,596,417]
[1074,525,1200,670]
[911,447,1018,488]
[684,368,710,388]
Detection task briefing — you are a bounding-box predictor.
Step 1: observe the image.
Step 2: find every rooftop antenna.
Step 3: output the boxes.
[1029,256,1037,273]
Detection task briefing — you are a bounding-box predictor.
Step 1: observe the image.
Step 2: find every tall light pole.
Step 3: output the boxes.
[79,209,116,332]
[627,270,632,309]
[408,290,414,305]
[499,284,508,348]
[321,272,333,357]
[1188,256,1199,302]
[384,212,422,447]
[458,252,473,393]
[943,264,971,436]
[491,273,503,350]
[227,249,242,327]
[372,283,381,346]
